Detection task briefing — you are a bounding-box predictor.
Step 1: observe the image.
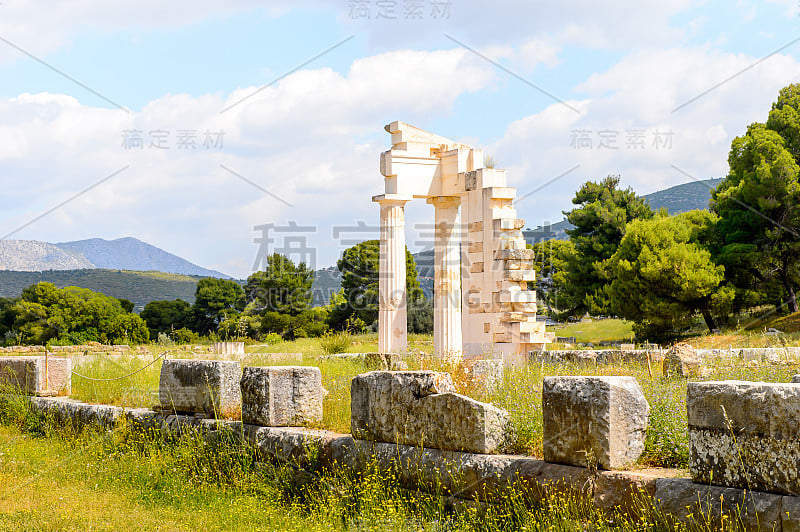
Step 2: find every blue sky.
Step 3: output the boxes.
[1,0,799,277]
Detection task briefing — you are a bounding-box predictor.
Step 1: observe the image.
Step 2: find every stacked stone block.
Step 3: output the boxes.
[0,356,72,395]
[351,370,511,454]
[688,380,800,495]
[240,366,323,427]
[158,359,241,418]
[461,168,547,361]
[543,376,650,470]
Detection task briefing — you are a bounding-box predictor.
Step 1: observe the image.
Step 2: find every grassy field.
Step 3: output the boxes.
[548,318,635,343]
[62,331,800,470]
[0,413,738,531]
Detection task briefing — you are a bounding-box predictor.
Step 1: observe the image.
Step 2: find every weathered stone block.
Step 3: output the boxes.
[240,366,323,427]
[351,371,511,454]
[159,359,241,418]
[792,374,800,384]
[654,478,782,530]
[783,495,800,532]
[0,356,71,395]
[688,380,800,495]
[543,376,649,470]
[213,342,245,356]
[662,343,700,378]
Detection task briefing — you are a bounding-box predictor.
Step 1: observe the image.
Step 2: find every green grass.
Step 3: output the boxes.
[65,333,800,470]
[549,318,635,343]
[0,408,745,532]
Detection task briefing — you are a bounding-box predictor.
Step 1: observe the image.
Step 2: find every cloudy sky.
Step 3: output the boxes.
[1,0,799,278]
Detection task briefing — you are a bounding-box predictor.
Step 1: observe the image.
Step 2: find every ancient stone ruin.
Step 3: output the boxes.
[351,370,511,454]
[543,376,650,470]
[158,359,242,418]
[374,121,549,363]
[0,355,71,396]
[240,366,323,427]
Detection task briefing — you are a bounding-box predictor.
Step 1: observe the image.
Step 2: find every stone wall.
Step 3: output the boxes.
[0,356,71,395]
[18,395,800,529]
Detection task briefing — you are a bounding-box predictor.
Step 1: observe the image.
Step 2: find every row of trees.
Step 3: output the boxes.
[0,238,432,346]
[533,83,800,341]
[140,239,432,343]
[0,283,148,345]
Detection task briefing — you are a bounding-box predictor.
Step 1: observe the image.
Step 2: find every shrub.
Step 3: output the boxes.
[264,332,283,345]
[320,331,352,354]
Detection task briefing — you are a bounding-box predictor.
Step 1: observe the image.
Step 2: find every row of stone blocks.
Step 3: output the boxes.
[0,356,72,395]
[158,359,323,427]
[22,395,800,530]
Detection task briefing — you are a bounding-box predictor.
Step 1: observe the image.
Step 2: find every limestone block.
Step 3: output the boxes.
[654,478,782,530]
[351,371,511,454]
[543,376,649,470]
[240,366,323,427]
[159,359,241,418]
[496,249,535,261]
[688,380,800,495]
[0,356,71,395]
[662,343,701,378]
[504,270,536,282]
[793,374,800,384]
[783,495,800,532]
[213,342,245,356]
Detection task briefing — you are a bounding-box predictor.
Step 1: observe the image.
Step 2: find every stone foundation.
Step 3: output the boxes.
[0,356,71,395]
[543,376,649,469]
[159,359,241,418]
[688,380,800,496]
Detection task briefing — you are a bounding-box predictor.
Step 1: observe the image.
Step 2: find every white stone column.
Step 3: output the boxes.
[376,195,409,354]
[430,196,462,360]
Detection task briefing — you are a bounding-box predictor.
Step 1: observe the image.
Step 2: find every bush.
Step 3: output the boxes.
[264,333,283,345]
[171,327,200,344]
[320,331,352,354]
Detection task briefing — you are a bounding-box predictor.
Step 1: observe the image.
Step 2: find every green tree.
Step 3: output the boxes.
[117,299,135,313]
[605,211,734,341]
[11,282,149,345]
[106,313,150,344]
[0,297,17,343]
[563,175,654,316]
[244,254,314,316]
[140,299,191,340]
[713,87,800,313]
[242,254,325,340]
[190,278,245,334]
[530,239,575,316]
[328,240,423,330]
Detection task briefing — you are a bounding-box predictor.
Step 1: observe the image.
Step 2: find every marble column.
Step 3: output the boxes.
[376,196,409,354]
[430,196,462,360]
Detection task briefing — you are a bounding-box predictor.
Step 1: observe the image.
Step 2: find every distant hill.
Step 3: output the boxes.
[523,178,724,244]
[0,241,94,271]
[55,237,229,278]
[0,269,200,311]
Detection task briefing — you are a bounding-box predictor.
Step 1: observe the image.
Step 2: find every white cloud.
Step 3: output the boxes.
[492,46,800,226]
[0,48,494,277]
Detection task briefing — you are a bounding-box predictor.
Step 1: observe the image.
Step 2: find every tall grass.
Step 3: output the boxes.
[0,405,750,532]
[64,336,800,469]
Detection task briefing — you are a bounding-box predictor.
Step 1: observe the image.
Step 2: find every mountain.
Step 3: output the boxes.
[0,269,200,312]
[55,237,229,278]
[523,178,724,244]
[0,241,95,271]
[0,236,229,278]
